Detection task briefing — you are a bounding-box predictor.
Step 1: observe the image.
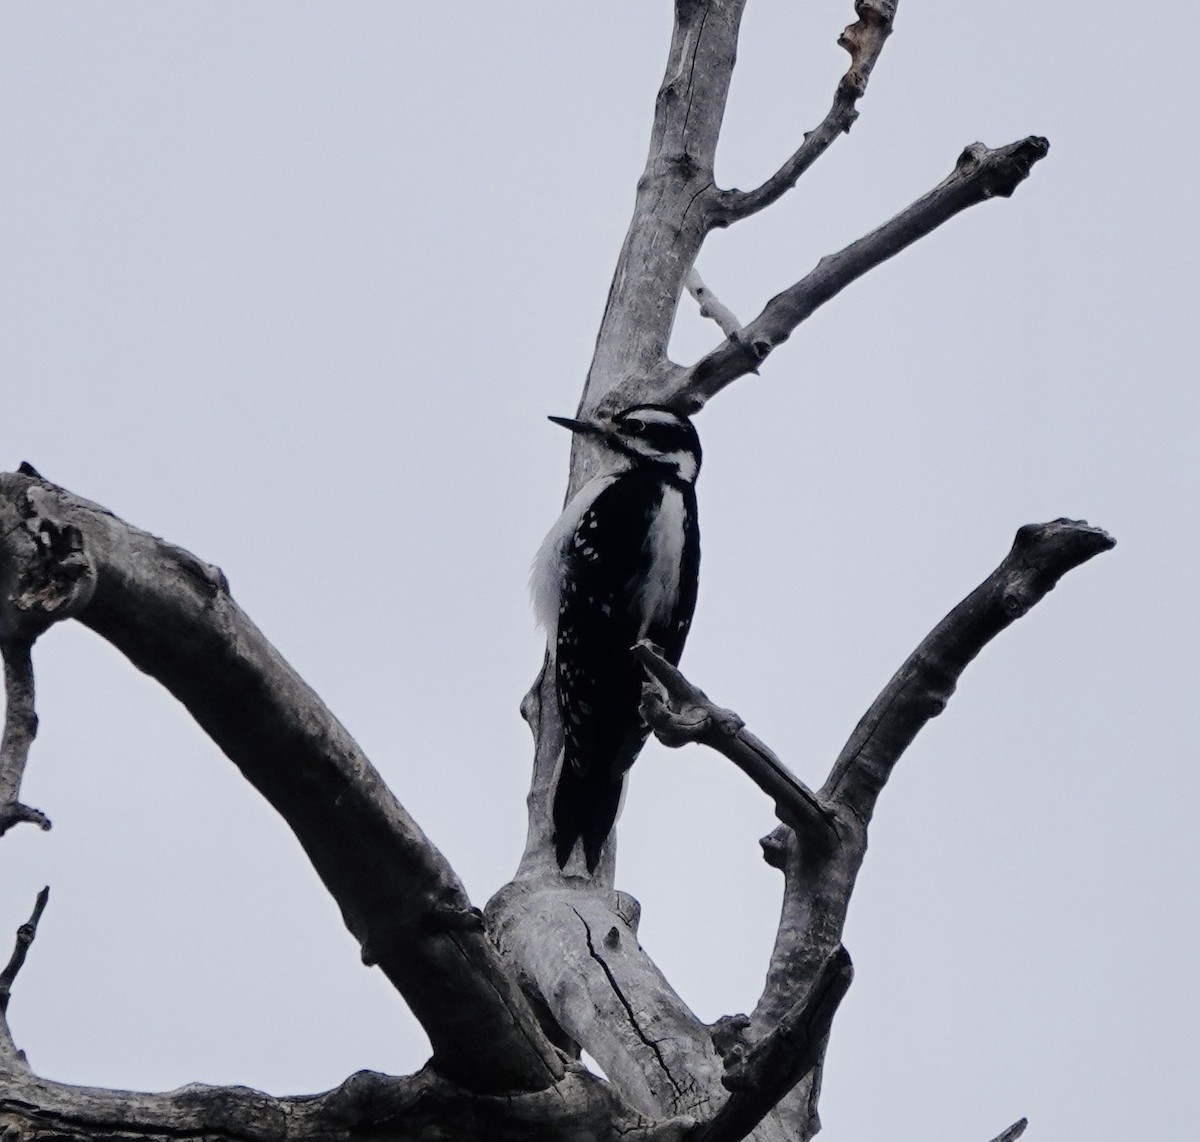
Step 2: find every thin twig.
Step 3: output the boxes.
[678,136,1050,409]
[0,887,49,1014]
[634,642,838,848]
[684,268,744,340]
[987,1119,1028,1142]
[0,639,50,836]
[714,0,899,225]
[0,887,49,1071]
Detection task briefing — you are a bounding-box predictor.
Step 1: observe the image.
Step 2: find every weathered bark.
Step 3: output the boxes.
[0,1064,695,1142]
[633,521,1113,1059]
[712,0,897,224]
[498,2,1057,1135]
[0,472,562,1097]
[513,521,1110,1141]
[0,1,1103,1140]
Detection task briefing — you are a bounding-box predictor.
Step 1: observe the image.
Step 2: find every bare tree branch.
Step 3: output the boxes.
[0,471,563,1095]
[0,1064,681,1142]
[988,1120,1028,1142]
[0,640,49,836]
[0,482,98,837]
[713,0,899,225]
[823,518,1114,824]
[626,519,1112,1140]
[510,512,1097,1138]
[0,888,48,1013]
[0,4,1113,1140]
[522,0,754,888]
[684,268,745,341]
[676,136,1050,410]
[634,642,837,847]
[581,0,747,413]
[0,887,49,1070]
[752,520,1113,1045]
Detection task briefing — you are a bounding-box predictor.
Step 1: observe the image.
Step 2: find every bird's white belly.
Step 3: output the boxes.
[634,485,686,637]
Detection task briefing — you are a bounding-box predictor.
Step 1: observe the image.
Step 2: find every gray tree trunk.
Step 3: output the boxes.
[0,3,1108,1140]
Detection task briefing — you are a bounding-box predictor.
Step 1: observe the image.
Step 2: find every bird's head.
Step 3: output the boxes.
[548,405,701,483]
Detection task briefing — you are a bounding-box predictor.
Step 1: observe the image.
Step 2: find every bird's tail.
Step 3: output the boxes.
[553,761,624,873]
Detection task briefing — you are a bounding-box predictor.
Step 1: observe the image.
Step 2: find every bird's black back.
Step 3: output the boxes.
[552,467,700,869]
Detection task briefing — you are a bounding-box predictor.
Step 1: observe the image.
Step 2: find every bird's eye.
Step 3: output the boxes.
[624,419,645,435]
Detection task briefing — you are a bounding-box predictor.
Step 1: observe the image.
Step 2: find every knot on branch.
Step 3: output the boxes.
[725,947,852,1096]
[1002,518,1116,615]
[613,890,641,934]
[759,826,792,870]
[640,685,743,749]
[837,0,897,100]
[0,485,96,643]
[0,802,50,837]
[621,1113,699,1142]
[423,903,484,934]
[954,136,1050,199]
[710,1013,752,1086]
[635,642,742,749]
[1012,517,1115,562]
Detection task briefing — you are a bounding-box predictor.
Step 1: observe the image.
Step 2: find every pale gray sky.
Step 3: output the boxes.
[1,4,1195,1140]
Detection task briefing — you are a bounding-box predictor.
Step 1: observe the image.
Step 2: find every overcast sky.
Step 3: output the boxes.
[0,3,1195,1140]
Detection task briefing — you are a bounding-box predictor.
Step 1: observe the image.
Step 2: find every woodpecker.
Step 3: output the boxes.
[532,405,701,872]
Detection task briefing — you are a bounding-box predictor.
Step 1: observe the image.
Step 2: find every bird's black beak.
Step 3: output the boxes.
[548,415,604,437]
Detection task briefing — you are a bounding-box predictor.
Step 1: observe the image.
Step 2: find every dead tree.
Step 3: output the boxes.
[0,3,1111,1140]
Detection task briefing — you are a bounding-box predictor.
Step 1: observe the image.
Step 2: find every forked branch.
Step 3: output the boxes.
[677,136,1050,409]
[0,471,563,1095]
[713,0,899,225]
[632,519,1113,1133]
[752,520,1112,1045]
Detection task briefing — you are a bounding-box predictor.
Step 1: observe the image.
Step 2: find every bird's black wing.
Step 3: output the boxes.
[554,472,659,782]
[552,471,699,870]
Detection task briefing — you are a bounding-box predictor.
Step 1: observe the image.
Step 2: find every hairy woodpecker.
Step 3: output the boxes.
[532,405,701,871]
